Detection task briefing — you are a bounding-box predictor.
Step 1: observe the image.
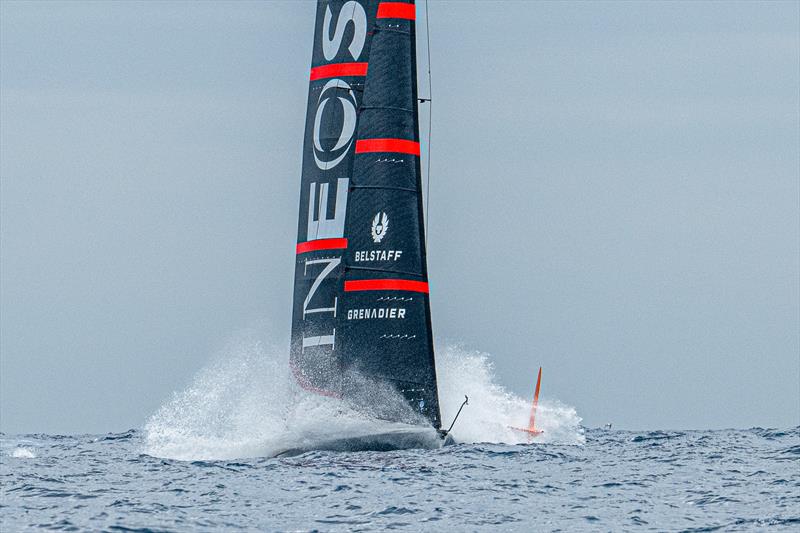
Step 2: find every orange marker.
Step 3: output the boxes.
[510,367,544,440]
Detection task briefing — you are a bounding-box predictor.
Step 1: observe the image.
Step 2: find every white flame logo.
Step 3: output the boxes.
[371,212,389,243]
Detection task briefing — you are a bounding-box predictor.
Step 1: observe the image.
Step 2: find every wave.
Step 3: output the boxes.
[436,345,584,446]
[143,332,583,460]
[10,447,36,459]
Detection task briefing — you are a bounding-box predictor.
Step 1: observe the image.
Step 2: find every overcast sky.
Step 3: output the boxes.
[1,1,798,434]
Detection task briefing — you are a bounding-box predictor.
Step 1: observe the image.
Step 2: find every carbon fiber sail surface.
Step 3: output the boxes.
[291,0,441,429]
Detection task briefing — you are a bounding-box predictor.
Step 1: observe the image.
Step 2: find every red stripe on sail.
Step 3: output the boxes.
[344,279,429,293]
[309,62,368,81]
[296,238,348,254]
[377,2,416,20]
[355,138,420,155]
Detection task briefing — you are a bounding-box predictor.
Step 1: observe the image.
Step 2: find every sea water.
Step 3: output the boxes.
[1,340,797,531]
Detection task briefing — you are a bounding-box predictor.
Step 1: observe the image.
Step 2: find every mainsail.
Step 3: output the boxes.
[291,0,441,429]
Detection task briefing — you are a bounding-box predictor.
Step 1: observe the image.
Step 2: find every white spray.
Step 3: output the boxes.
[143,332,583,460]
[436,345,584,446]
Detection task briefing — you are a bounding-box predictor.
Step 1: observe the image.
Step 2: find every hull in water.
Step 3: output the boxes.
[274,424,453,458]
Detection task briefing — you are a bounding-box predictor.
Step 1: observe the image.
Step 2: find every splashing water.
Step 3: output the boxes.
[143,333,583,460]
[437,345,584,446]
[10,447,36,459]
[143,333,428,460]
[143,334,289,460]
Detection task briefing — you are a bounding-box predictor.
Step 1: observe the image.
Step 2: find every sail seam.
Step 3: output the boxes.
[349,185,418,193]
[345,266,425,277]
[360,105,414,113]
[373,27,412,36]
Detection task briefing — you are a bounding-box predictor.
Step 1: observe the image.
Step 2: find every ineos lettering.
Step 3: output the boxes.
[300,1,367,355]
[303,257,340,319]
[322,1,367,61]
[302,330,335,352]
[312,80,357,170]
[307,178,348,240]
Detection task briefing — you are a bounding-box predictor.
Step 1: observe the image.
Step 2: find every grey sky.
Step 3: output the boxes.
[1,1,797,434]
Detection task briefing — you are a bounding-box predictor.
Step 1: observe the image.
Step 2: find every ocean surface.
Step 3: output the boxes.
[2,342,797,531]
[1,427,798,531]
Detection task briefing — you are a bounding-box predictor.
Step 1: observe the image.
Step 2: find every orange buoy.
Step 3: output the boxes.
[509,367,543,440]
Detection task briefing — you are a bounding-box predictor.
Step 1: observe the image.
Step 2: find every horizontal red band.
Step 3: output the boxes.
[355,138,420,155]
[296,238,348,254]
[309,62,368,81]
[344,279,429,293]
[377,2,416,20]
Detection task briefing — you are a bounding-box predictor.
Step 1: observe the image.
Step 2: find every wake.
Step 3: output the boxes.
[143,332,584,461]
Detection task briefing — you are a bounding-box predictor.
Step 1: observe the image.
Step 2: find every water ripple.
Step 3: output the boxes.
[1,427,797,531]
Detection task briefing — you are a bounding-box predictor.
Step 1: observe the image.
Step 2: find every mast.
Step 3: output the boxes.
[291,0,441,429]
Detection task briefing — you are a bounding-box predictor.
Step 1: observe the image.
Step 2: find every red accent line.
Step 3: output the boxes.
[355,138,420,155]
[344,279,429,293]
[309,62,368,81]
[296,238,348,255]
[377,2,416,19]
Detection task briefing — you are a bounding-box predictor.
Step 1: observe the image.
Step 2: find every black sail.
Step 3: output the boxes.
[291,0,441,430]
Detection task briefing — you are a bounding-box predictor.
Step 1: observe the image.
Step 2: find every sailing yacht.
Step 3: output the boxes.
[286,0,452,453]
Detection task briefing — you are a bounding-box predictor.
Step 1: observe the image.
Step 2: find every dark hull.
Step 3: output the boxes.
[274,425,453,458]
